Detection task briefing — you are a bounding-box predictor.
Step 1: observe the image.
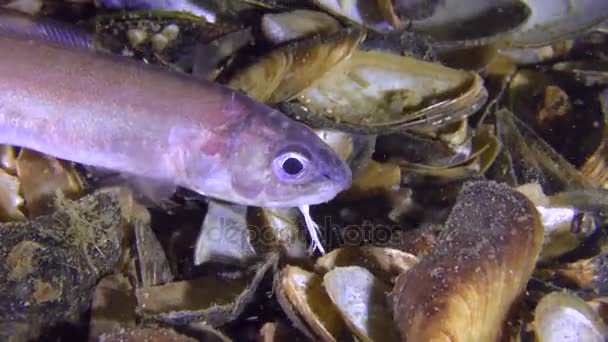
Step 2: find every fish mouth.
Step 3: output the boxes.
[258,183,345,208]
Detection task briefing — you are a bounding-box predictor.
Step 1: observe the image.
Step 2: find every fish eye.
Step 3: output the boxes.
[282,156,304,175]
[272,151,310,182]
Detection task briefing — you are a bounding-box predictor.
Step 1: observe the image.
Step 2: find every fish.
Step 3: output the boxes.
[0,9,352,209]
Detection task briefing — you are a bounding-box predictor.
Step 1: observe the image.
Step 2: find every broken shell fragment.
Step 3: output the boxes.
[516,183,600,261]
[392,180,544,341]
[249,207,307,260]
[0,167,25,222]
[135,218,174,287]
[551,253,608,294]
[533,291,608,342]
[89,274,138,338]
[323,266,400,342]
[136,254,276,327]
[258,321,307,342]
[0,144,17,175]
[194,200,257,266]
[16,148,85,217]
[275,265,345,341]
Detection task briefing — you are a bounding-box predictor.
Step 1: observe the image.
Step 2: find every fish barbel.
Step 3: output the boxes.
[0,9,352,208]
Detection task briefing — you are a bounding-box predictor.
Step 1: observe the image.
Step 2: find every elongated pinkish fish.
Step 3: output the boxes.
[0,10,352,208]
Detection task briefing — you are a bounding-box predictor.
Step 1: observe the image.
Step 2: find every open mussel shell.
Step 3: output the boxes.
[394,123,500,185]
[533,292,608,341]
[282,49,487,134]
[313,0,530,51]
[323,266,400,342]
[404,0,531,50]
[275,265,346,341]
[499,0,608,48]
[376,120,473,168]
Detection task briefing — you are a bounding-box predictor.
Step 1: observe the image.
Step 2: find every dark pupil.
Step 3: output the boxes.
[282,157,304,175]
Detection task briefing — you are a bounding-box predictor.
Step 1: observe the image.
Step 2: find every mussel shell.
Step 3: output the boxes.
[313,0,531,51]
[533,292,608,341]
[498,40,575,66]
[359,29,438,61]
[508,69,605,169]
[323,266,400,342]
[314,130,376,177]
[261,9,341,45]
[94,10,243,71]
[552,60,608,87]
[407,0,531,50]
[193,200,257,266]
[274,265,346,341]
[225,27,364,103]
[312,0,392,31]
[281,49,488,134]
[580,89,608,188]
[0,167,25,222]
[500,0,608,48]
[488,109,593,194]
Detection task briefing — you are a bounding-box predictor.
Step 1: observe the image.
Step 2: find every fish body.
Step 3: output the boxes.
[0,11,351,207]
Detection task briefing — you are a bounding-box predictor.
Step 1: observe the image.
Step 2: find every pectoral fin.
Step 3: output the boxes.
[82,166,177,208]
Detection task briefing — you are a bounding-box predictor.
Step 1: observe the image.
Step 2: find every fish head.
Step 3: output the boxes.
[171,94,351,207]
[226,108,353,207]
